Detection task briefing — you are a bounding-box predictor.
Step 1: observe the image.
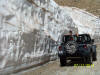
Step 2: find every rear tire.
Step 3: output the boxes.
[89,54,93,64]
[60,57,66,66]
[92,53,97,61]
[86,53,93,64]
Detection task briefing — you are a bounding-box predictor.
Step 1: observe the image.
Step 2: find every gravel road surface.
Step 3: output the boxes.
[12,45,100,75]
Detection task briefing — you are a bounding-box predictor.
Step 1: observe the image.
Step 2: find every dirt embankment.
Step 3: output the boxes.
[54,0,100,17]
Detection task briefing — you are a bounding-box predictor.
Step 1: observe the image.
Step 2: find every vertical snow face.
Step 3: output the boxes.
[62,7,100,37]
[62,7,100,42]
[0,0,76,71]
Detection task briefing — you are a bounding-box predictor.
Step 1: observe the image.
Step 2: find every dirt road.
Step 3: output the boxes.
[12,45,100,75]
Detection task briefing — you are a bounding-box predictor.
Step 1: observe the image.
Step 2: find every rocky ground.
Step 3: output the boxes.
[11,44,100,75]
[54,0,100,17]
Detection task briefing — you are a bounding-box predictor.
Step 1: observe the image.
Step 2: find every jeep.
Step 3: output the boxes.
[58,34,97,66]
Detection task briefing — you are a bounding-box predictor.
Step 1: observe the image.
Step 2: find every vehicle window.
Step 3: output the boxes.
[62,34,91,44]
[77,35,91,44]
[62,35,77,43]
[73,35,78,41]
[77,35,84,42]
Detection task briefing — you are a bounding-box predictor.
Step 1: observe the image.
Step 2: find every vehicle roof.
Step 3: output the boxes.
[78,34,90,36]
[64,34,90,36]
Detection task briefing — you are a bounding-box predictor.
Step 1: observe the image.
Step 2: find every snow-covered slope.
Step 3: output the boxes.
[62,6,100,42]
[0,0,100,74]
[63,7,100,35]
[0,0,76,73]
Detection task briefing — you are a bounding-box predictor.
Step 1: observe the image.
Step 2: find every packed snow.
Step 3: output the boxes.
[62,7,100,36]
[0,0,100,74]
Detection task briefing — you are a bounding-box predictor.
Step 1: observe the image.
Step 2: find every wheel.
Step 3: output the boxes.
[89,54,93,64]
[86,53,93,64]
[92,52,97,61]
[60,57,66,66]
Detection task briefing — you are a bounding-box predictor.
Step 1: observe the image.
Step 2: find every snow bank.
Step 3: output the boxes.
[0,0,76,74]
[0,0,100,74]
[62,6,100,42]
[62,7,100,36]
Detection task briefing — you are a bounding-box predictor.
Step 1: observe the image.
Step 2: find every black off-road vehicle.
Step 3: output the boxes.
[58,34,97,66]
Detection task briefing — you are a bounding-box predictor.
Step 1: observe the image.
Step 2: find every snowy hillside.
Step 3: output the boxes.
[0,0,100,74]
[0,0,76,73]
[63,7,100,35]
[62,6,100,42]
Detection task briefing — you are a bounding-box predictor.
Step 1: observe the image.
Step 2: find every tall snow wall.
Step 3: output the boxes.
[0,0,77,74]
[62,7,100,42]
[0,0,100,74]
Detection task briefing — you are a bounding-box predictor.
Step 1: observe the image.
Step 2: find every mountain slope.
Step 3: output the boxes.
[55,0,100,17]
